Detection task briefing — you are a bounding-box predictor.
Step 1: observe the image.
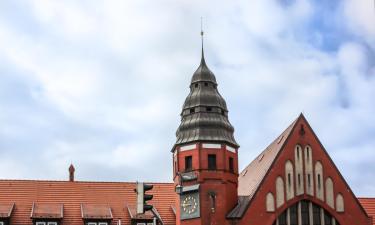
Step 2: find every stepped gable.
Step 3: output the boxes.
[0,180,176,225]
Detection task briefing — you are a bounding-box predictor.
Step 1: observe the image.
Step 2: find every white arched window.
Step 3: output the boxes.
[285,160,295,201]
[315,161,324,201]
[336,194,344,212]
[304,145,314,196]
[266,192,275,212]
[325,177,334,209]
[276,176,285,208]
[295,145,304,196]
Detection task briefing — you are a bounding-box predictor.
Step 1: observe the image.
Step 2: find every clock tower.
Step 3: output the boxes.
[172,35,239,225]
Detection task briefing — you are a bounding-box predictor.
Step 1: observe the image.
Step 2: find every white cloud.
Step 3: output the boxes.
[0,0,374,196]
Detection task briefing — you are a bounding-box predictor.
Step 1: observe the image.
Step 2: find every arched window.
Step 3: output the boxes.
[336,194,344,212]
[266,192,275,212]
[304,145,314,196]
[285,160,294,200]
[276,176,285,208]
[273,201,340,225]
[315,161,324,201]
[295,145,304,196]
[325,178,334,209]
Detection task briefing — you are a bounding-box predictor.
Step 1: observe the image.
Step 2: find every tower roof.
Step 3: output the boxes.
[174,40,238,149]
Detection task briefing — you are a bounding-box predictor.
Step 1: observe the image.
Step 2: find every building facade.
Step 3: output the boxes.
[0,43,374,225]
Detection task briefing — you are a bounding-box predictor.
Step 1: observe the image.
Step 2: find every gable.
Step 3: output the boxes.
[230,114,371,225]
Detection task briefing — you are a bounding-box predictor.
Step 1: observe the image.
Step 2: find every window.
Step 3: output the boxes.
[229,157,234,172]
[301,201,309,225]
[190,108,195,114]
[0,222,3,225]
[206,107,212,112]
[313,204,321,225]
[278,211,287,225]
[324,210,332,225]
[204,82,208,86]
[48,223,57,225]
[318,174,321,188]
[185,156,192,171]
[98,223,108,225]
[298,174,301,186]
[208,154,217,170]
[290,204,298,225]
[136,223,146,225]
[88,223,97,225]
[308,174,311,187]
[288,173,291,186]
[36,222,46,225]
[195,83,198,88]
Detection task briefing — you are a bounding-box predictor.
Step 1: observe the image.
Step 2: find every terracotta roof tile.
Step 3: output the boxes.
[31,203,63,219]
[359,198,375,225]
[0,180,176,225]
[228,117,298,218]
[0,203,14,218]
[81,204,112,219]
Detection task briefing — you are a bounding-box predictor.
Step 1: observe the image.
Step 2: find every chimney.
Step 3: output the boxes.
[69,164,75,182]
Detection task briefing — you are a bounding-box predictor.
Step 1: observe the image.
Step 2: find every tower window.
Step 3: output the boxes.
[206,107,212,112]
[195,83,199,88]
[185,156,192,171]
[208,154,217,170]
[204,82,208,86]
[229,157,234,172]
[190,108,195,114]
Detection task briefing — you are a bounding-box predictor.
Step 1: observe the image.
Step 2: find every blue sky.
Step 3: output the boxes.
[0,0,374,197]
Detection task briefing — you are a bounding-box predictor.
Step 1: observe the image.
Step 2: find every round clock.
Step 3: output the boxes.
[181,195,198,214]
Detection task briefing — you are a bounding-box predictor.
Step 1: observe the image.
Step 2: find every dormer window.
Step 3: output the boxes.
[81,204,112,225]
[31,203,63,225]
[87,222,108,225]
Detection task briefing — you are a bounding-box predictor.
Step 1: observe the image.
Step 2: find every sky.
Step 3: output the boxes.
[0,0,374,197]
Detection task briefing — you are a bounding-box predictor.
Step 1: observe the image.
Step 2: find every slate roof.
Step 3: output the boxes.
[359,198,375,225]
[0,180,175,225]
[174,48,238,149]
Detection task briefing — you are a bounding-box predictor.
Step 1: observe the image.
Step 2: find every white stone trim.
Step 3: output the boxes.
[180,144,196,151]
[226,145,236,153]
[202,143,221,149]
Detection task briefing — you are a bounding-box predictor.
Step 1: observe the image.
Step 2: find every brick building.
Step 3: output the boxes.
[0,43,374,225]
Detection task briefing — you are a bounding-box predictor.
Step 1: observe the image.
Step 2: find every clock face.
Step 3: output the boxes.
[182,195,198,214]
[180,192,200,220]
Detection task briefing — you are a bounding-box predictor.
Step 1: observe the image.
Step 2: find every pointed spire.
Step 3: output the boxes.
[200,17,205,64]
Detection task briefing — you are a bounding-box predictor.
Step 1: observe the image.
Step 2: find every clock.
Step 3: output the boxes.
[180,192,200,220]
[182,195,198,214]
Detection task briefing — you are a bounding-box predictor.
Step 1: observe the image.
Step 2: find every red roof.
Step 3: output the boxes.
[31,203,63,219]
[0,203,14,218]
[359,198,375,225]
[0,180,176,225]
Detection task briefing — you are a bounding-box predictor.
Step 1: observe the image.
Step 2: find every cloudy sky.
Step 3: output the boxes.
[0,0,374,196]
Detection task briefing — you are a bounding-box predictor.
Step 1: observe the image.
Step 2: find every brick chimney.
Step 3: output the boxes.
[69,164,75,182]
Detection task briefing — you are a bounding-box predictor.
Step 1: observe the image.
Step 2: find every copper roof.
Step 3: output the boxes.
[359,198,375,225]
[81,204,112,219]
[31,203,63,219]
[0,180,176,225]
[0,203,14,218]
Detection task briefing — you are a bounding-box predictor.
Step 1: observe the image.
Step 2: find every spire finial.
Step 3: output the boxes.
[200,17,205,62]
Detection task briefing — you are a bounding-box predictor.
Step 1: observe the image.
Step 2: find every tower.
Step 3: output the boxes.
[172,35,239,225]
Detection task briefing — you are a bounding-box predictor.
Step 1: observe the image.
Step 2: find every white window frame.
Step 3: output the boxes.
[36,222,46,225]
[136,223,146,225]
[88,223,97,225]
[48,222,58,225]
[147,223,154,225]
[98,223,108,225]
[0,221,4,225]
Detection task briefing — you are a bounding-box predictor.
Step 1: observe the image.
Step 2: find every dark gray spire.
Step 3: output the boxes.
[174,38,238,149]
